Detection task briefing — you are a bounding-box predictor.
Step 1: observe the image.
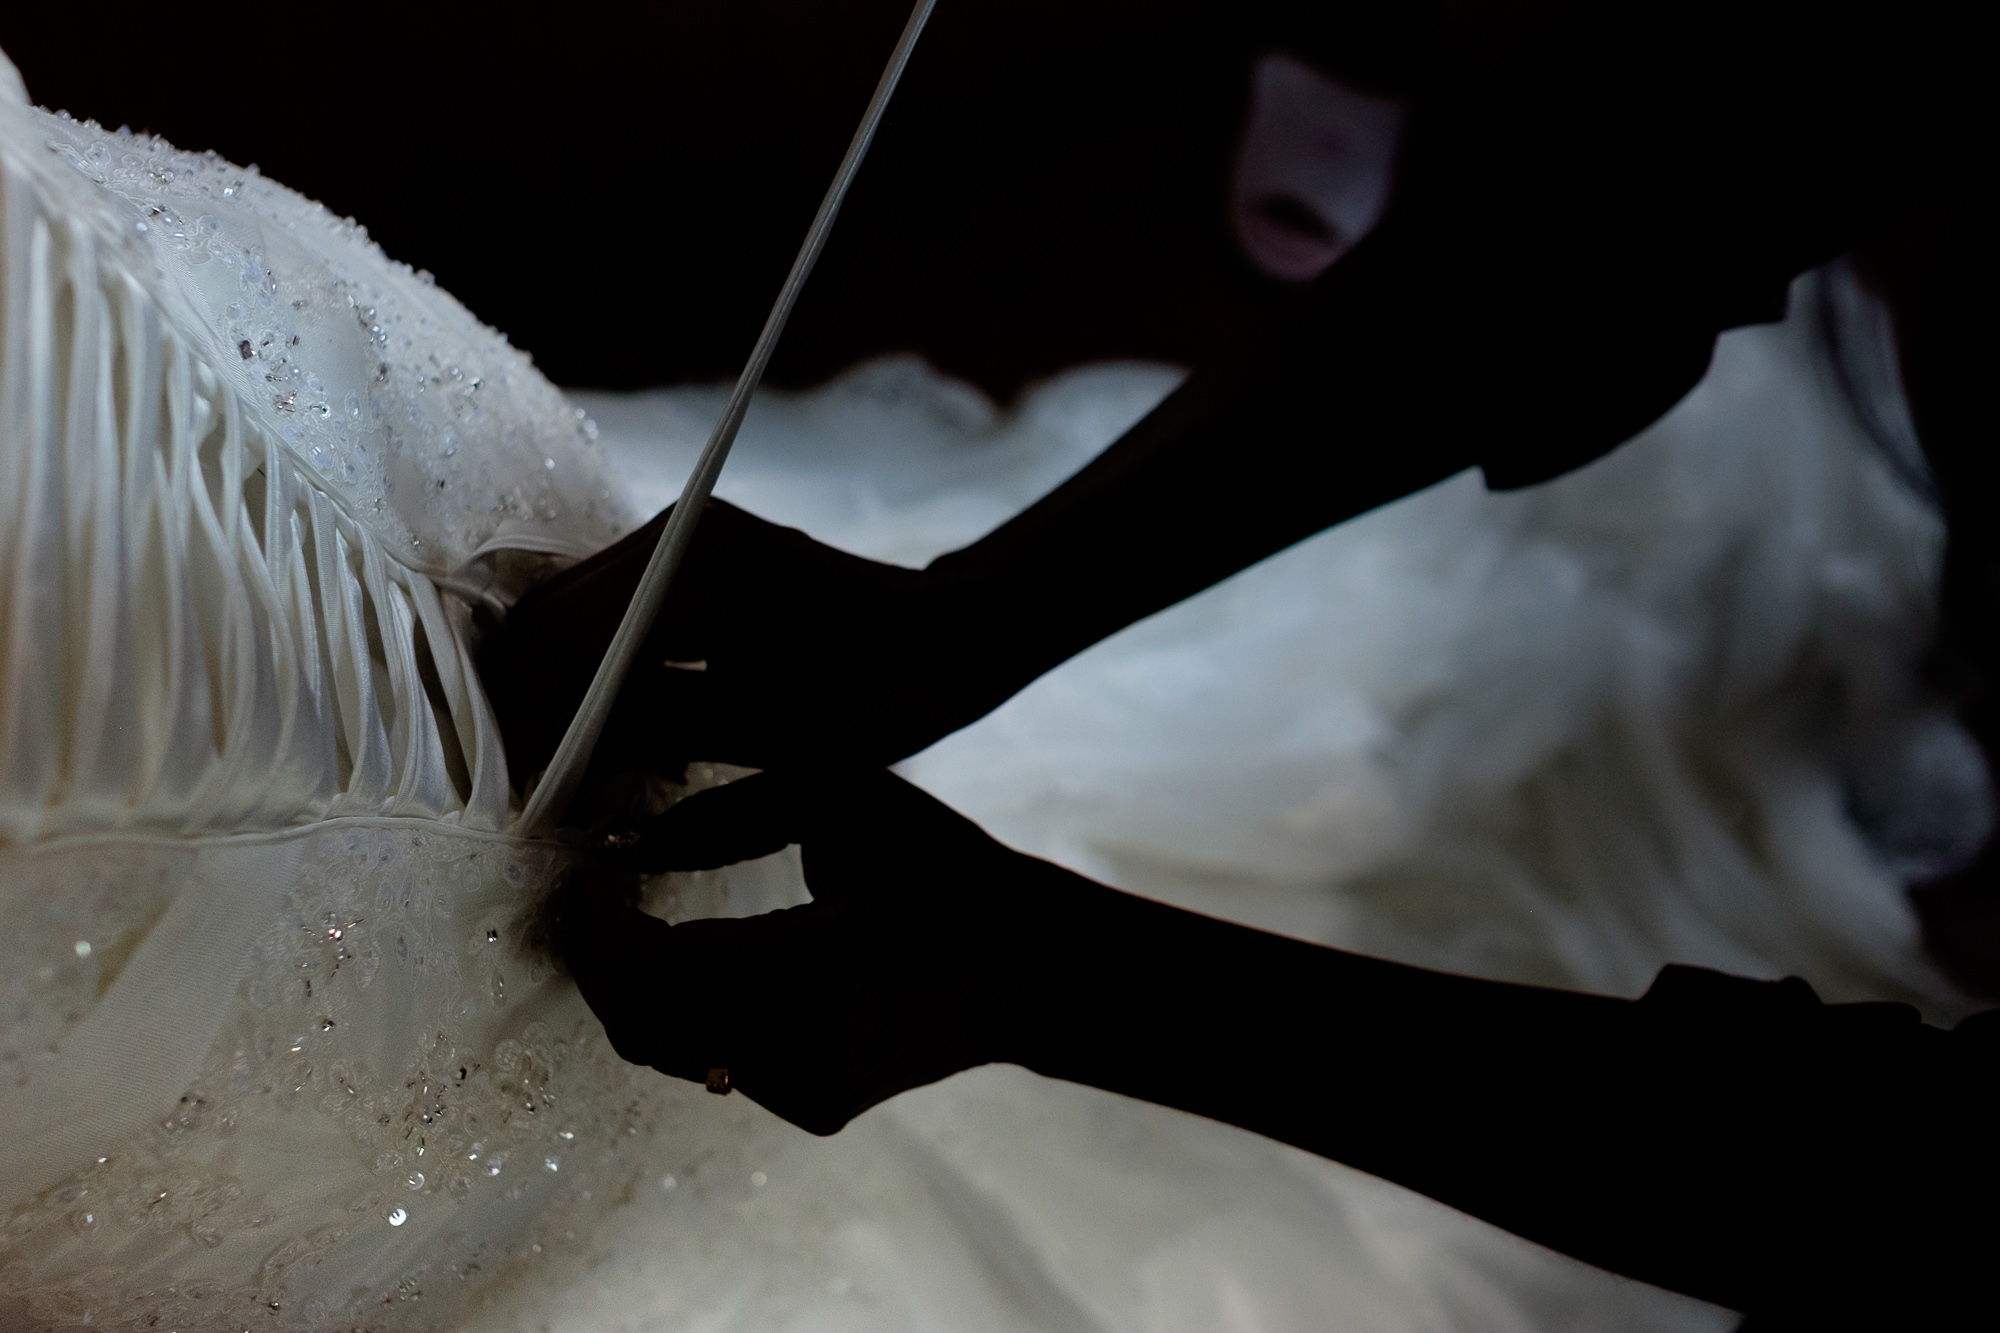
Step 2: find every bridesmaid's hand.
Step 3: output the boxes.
[482,501,998,790]
[559,769,1068,1134]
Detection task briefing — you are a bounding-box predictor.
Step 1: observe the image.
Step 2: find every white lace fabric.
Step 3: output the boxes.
[18,87,630,578]
[0,826,662,1329]
[0,62,639,844]
[0,52,658,1331]
[0,237,508,838]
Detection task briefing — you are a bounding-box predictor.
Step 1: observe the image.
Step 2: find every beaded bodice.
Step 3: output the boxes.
[0,47,658,1331]
[27,91,630,579]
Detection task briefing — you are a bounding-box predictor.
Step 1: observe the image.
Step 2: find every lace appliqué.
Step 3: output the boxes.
[0,825,666,1331]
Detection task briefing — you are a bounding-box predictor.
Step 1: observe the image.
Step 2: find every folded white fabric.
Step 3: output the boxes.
[0,51,649,1331]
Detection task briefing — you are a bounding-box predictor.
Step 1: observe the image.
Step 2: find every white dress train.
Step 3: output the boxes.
[0,42,1980,1333]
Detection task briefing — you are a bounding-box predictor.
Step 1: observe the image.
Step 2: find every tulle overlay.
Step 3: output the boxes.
[0,824,665,1331]
[0,42,1985,1333]
[0,59,659,1330]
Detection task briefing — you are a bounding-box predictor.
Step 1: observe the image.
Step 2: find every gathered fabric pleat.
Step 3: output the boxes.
[0,139,512,843]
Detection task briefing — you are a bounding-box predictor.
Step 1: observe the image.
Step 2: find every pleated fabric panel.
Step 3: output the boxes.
[0,136,511,843]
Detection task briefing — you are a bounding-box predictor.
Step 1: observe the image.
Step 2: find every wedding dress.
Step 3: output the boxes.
[0,49,657,1330]
[1,41,1984,1333]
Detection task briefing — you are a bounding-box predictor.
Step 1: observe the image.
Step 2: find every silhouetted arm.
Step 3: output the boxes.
[565,769,1998,1328]
[486,0,1983,786]
[485,205,1719,778]
[1018,882,1995,1328]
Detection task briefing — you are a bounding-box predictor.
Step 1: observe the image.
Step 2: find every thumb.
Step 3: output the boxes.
[620,770,816,872]
[559,868,674,1067]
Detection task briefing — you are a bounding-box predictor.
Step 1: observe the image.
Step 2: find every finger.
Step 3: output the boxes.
[838,768,1005,860]
[596,659,808,772]
[505,507,673,652]
[492,498,746,718]
[644,499,808,661]
[564,880,664,997]
[624,910,819,1089]
[735,1077,862,1139]
[560,869,649,962]
[621,770,818,872]
[563,889,726,1088]
[792,768,1024,907]
[590,664,714,773]
[561,871,674,1060]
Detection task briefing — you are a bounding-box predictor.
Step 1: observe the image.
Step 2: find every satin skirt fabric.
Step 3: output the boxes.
[0,54,649,1329]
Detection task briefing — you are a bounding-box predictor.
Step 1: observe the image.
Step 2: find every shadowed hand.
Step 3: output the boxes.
[560,768,1075,1135]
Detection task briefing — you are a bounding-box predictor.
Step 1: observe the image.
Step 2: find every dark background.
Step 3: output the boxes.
[0,0,1348,397]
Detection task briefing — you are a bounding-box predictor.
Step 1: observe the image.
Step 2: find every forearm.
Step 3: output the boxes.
[1006,867,1638,1224]
[926,0,1986,695]
[921,206,1726,700]
[999,859,1994,1322]
[925,230,1473,673]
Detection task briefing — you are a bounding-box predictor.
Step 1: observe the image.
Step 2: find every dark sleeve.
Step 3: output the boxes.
[1387,965,2000,1328]
[1017,867,1998,1327]
[924,210,1721,684]
[931,0,1986,666]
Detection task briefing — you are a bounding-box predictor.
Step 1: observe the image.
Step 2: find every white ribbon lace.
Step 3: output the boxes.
[0,116,510,844]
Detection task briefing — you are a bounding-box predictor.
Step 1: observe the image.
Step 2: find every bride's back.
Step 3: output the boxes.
[0,51,657,1332]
